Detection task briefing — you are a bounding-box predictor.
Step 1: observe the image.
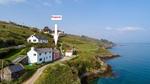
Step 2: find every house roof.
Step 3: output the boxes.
[43,27,52,32]
[66,49,73,53]
[53,48,60,53]
[12,55,27,64]
[35,48,52,53]
[3,64,24,73]
[32,35,48,40]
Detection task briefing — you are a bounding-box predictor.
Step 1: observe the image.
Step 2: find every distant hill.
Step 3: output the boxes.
[0,21,36,48]
[0,20,113,49]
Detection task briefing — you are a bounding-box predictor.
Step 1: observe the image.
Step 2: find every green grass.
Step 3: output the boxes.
[35,63,80,84]
[0,59,12,69]
[0,21,114,84]
[5,48,27,61]
[36,34,113,84]
[0,21,39,48]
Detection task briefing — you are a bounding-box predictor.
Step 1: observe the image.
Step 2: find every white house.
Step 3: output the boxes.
[65,49,73,57]
[27,47,53,64]
[27,34,48,43]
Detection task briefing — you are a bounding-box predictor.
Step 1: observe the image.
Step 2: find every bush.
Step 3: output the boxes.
[0,48,23,59]
[35,63,80,84]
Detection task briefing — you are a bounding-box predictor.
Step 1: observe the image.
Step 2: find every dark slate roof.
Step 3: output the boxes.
[43,27,52,32]
[33,35,48,40]
[7,64,24,73]
[12,55,27,63]
[35,48,52,53]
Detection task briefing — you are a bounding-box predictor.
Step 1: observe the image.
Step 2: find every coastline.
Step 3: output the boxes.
[34,43,119,84]
[80,45,120,84]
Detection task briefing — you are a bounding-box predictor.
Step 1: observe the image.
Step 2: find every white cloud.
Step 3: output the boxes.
[42,0,62,7]
[105,26,145,32]
[42,0,81,6]
[105,26,113,31]
[117,27,144,32]
[0,0,26,5]
[0,0,80,5]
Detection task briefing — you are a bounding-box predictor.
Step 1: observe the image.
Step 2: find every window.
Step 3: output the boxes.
[39,58,42,61]
[45,52,47,54]
[34,54,36,56]
[39,53,41,55]
[33,39,36,42]
[49,56,51,58]
[49,51,51,53]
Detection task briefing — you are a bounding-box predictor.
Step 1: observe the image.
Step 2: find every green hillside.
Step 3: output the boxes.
[35,34,114,84]
[0,21,34,47]
[0,20,114,84]
[0,21,54,60]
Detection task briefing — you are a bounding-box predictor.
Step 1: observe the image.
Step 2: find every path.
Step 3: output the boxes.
[23,56,76,84]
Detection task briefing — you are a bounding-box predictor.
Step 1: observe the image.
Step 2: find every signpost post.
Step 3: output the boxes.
[51,15,62,46]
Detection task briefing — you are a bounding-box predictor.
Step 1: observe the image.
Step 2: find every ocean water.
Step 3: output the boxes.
[94,43,150,84]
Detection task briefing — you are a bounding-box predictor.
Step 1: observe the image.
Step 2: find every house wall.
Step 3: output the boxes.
[27,47,53,64]
[27,36,39,43]
[3,72,11,81]
[1,67,24,81]
[37,51,53,64]
[65,52,73,57]
[27,50,38,64]
[43,31,49,34]
[53,52,61,61]
[2,68,12,81]
[39,40,48,43]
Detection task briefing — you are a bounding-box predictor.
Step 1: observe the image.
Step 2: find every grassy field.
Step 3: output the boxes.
[0,21,34,48]
[35,63,80,84]
[35,34,113,84]
[0,21,113,84]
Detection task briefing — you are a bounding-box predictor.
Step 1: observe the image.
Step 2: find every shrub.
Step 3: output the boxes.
[35,63,80,84]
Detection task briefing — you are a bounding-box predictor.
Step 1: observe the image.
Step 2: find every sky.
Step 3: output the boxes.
[0,0,150,43]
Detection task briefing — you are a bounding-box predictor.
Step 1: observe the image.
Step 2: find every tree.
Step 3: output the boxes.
[2,25,6,28]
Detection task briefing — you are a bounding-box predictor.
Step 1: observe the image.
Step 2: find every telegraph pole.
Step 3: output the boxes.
[0,59,3,81]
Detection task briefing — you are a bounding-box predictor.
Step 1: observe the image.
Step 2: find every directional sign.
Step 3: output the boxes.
[51,15,62,21]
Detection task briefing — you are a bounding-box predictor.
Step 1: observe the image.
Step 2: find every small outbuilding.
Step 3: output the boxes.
[65,49,73,57]
[0,64,24,81]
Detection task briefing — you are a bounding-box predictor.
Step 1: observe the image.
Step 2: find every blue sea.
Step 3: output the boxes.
[94,43,150,84]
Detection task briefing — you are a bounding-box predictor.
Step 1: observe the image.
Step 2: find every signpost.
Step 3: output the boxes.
[51,15,62,21]
[51,15,62,46]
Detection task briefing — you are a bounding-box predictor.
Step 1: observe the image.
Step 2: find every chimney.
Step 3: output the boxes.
[31,47,35,51]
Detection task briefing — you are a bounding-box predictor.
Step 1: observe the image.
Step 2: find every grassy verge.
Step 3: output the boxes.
[6,48,27,61]
[35,63,80,84]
